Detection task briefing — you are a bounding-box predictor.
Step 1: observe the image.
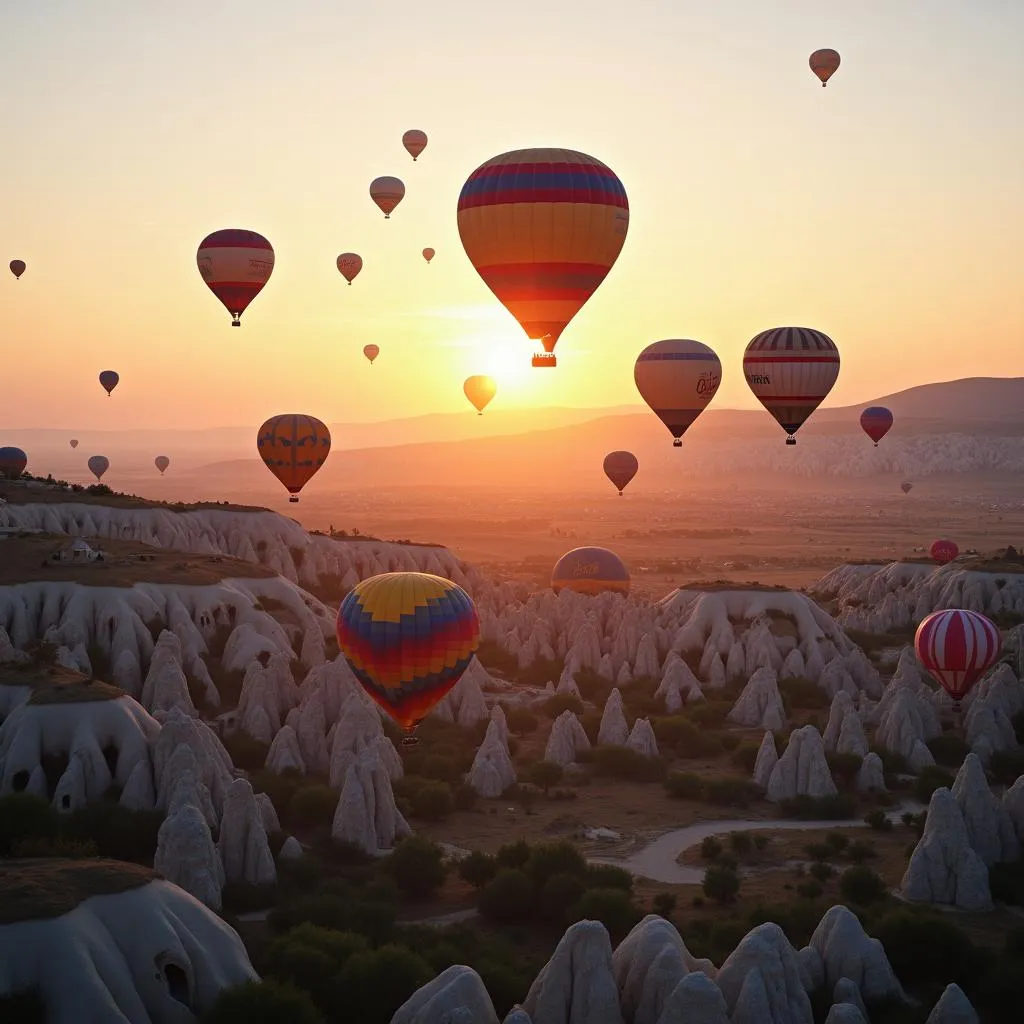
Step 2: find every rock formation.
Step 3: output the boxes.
[728,668,787,731]
[544,710,591,766]
[598,688,630,746]
[765,726,837,803]
[467,717,517,797]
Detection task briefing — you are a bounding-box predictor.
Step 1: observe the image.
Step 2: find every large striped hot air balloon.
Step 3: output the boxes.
[634,339,722,447]
[370,177,405,218]
[403,129,428,161]
[457,148,629,368]
[551,546,630,597]
[99,370,119,396]
[257,414,331,503]
[859,406,893,446]
[463,375,496,415]
[0,447,27,480]
[809,48,841,87]
[743,327,840,445]
[336,572,480,738]
[196,229,274,326]
[915,608,1001,707]
[9,260,25,280]
[603,451,638,495]
[87,455,109,482]
[930,539,959,565]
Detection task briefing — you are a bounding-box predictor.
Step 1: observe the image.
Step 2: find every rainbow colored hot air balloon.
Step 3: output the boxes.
[551,546,630,596]
[463,375,496,415]
[336,571,480,737]
[603,451,638,495]
[634,339,722,447]
[743,327,840,445]
[370,177,405,218]
[403,129,428,161]
[915,608,1001,707]
[87,455,109,482]
[931,539,959,565]
[99,370,119,396]
[363,344,380,365]
[196,229,274,326]
[422,248,435,264]
[154,456,170,476]
[9,260,25,280]
[0,447,28,480]
[809,48,841,87]
[457,148,629,368]
[860,406,893,446]
[257,414,331,504]
[337,252,362,285]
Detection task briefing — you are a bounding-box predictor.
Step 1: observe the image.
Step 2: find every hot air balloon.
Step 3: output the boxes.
[370,177,405,219]
[336,571,479,738]
[257,414,331,503]
[88,455,109,482]
[931,539,959,565]
[403,129,428,161]
[9,260,25,280]
[809,48,841,87]
[463,375,496,415]
[634,339,722,447]
[337,252,362,285]
[422,248,435,264]
[551,546,630,596]
[99,370,119,396]
[915,608,1001,708]
[155,456,170,476]
[603,451,638,495]
[0,447,27,480]
[860,406,893,446]
[901,480,914,494]
[457,148,629,368]
[196,229,274,326]
[363,344,380,365]
[69,439,79,449]
[743,327,840,445]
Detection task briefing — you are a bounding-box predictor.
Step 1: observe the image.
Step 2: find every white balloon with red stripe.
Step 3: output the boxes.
[914,608,1002,705]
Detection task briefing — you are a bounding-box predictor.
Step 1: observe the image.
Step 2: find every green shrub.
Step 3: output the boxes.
[653,892,677,918]
[336,945,433,1023]
[384,836,447,899]
[495,839,531,869]
[809,861,834,883]
[826,752,864,790]
[505,706,539,736]
[825,833,849,854]
[202,979,324,1023]
[840,865,888,904]
[778,793,856,820]
[990,749,1024,786]
[409,780,455,821]
[458,851,497,889]
[805,842,832,861]
[926,733,970,768]
[796,881,824,900]
[871,910,988,988]
[590,745,666,782]
[870,747,910,775]
[525,841,586,889]
[685,702,734,729]
[703,865,740,904]
[846,839,877,863]
[541,872,587,924]
[262,926,368,1009]
[652,716,723,757]
[702,777,762,808]
[913,765,955,804]
[479,869,533,925]
[221,732,271,772]
[664,771,703,800]
[752,834,770,851]
[989,861,1024,906]
[701,836,723,861]
[0,794,59,855]
[864,808,893,831]
[731,742,761,773]
[584,863,633,892]
[778,677,831,710]
[63,804,163,864]
[542,694,584,718]
[287,785,338,830]
[572,888,641,941]
[525,760,564,794]
[729,831,753,856]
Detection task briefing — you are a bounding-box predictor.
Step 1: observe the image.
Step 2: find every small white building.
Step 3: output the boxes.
[52,538,101,564]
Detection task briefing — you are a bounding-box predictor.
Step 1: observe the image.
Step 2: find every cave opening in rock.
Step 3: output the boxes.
[163,963,190,1008]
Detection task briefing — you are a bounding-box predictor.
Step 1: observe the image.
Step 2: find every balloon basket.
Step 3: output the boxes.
[288,496,299,504]
[785,437,796,446]
[672,439,682,448]
[401,736,419,747]
[231,320,240,327]
[532,353,556,368]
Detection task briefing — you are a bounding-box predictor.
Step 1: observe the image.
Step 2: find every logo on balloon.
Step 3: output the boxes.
[573,561,600,578]
[248,258,273,279]
[696,372,720,396]
[746,373,771,386]
[197,258,213,281]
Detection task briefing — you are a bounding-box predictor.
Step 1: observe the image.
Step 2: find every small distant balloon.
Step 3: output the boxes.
[931,539,959,565]
[402,129,428,161]
[859,406,893,446]
[196,229,274,326]
[809,48,840,87]
[551,546,630,597]
[463,375,497,415]
[0,447,28,480]
[88,455,109,482]
[99,370,119,396]
[635,339,722,447]
[370,177,405,219]
[603,451,638,495]
[155,456,170,476]
[9,260,25,280]
[422,248,435,264]
[257,414,331,503]
[363,344,380,365]
[901,480,914,494]
[69,439,79,449]
[337,253,362,285]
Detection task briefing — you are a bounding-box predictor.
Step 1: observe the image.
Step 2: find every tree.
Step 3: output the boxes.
[526,760,564,795]
[458,850,498,889]
[384,836,447,899]
[287,785,339,830]
[573,888,641,942]
[506,706,539,737]
[202,980,323,1023]
[702,865,740,904]
[409,780,455,821]
[839,865,887,905]
[336,946,433,1023]
[479,869,534,925]
[652,892,677,918]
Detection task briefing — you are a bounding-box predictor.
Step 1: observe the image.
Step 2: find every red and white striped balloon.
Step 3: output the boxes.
[915,608,1001,703]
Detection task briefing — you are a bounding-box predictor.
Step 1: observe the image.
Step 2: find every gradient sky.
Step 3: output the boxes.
[1,1,1021,431]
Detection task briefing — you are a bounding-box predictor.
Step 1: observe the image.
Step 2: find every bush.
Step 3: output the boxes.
[664,772,703,800]
[573,888,641,941]
[778,677,831,710]
[804,842,833,861]
[221,732,271,772]
[728,831,753,856]
[840,865,888,904]
[505,706,539,736]
[796,881,824,900]
[385,836,447,899]
[336,945,434,1023]
[846,839,877,863]
[287,785,339,830]
[703,865,740,904]
[652,716,722,757]
[202,979,324,1023]
[752,834,770,852]
[63,804,163,864]
[495,839,531,869]
[778,793,856,820]
[913,765,955,804]
[827,752,864,790]
[864,808,893,831]
[263,926,368,1009]
[685,701,734,729]
[584,863,634,892]
[525,761,564,795]
[653,892,677,918]
[825,833,849,854]
[541,872,588,925]
[990,749,1024,786]
[458,850,497,889]
[809,861,834,883]
[409,780,455,821]
[702,777,762,808]
[0,794,58,855]
[989,860,1024,906]
[731,742,761,773]
[701,836,723,861]
[542,694,584,718]
[872,910,987,988]
[926,733,970,767]
[525,841,586,889]
[479,869,534,925]
[591,745,666,782]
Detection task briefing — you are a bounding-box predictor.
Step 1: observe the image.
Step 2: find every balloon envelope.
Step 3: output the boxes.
[635,339,722,447]
[901,481,914,494]
[337,252,362,284]
[603,451,638,495]
[402,129,428,161]
[9,260,25,279]
[370,176,405,218]
[743,327,840,444]
[363,344,380,364]
[69,439,79,449]
[422,248,435,263]
[0,447,28,479]
[551,546,630,596]
[257,414,331,503]
[809,48,841,86]
[87,455,109,481]
[155,456,170,475]
[463,375,497,415]
[915,608,1000,703]
[457,148,629,367]
[196,229,274,326]
[930,539,959,565]
[860,406,893,445]
[99,370,119,396]
[336,571,480,734]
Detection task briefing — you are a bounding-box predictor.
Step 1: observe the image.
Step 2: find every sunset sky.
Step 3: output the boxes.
[1,1,1021,431]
